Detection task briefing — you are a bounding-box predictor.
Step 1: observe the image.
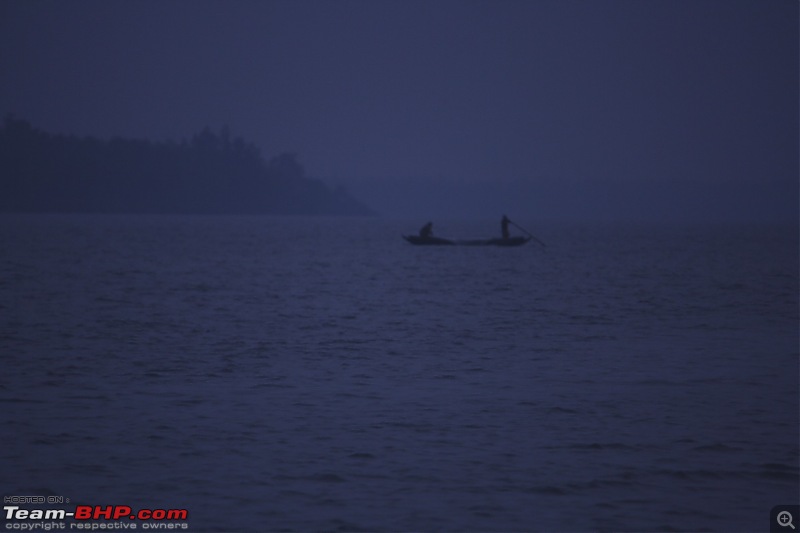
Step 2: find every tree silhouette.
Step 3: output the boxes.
[0,116,374,216]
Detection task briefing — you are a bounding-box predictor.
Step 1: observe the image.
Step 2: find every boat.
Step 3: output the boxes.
[402,235,530,246]
[403,218,543,248]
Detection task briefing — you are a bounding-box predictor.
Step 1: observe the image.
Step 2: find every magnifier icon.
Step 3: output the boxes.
[778,511,796,529]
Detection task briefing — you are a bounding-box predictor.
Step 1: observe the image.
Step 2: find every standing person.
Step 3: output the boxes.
[419,221,433,238]
[501,215,510,239]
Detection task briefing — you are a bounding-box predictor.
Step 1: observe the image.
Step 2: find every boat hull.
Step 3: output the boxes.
[403,235,530,246]
[458,237,531,246]
[403,235,455,245]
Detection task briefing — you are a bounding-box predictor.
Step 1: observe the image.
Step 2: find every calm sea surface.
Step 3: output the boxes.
[1,214,798,532]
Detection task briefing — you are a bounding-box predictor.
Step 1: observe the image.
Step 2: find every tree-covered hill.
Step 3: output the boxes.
[0,116,374,216]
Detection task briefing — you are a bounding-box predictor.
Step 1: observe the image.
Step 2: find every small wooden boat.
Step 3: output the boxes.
[403,219,543,248]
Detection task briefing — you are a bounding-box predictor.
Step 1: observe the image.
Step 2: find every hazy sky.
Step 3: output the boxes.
[1,0,797,221]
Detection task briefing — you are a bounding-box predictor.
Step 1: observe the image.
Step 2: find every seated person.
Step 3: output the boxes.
[419,221,433,238]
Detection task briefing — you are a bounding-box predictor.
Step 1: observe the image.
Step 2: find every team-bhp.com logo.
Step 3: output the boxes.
[4,504,189,529]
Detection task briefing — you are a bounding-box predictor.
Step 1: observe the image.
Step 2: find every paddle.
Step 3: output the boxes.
[509,220,546,247]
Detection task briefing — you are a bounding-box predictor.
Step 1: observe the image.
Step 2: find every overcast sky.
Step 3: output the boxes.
[1,0,797,221]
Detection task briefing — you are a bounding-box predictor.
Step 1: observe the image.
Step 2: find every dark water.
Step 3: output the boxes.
[1,214,798,532]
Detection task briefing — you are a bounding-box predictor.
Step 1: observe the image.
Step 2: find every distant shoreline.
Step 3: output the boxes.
[0,116,375,217]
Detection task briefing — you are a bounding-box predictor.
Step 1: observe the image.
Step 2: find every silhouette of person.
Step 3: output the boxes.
[501,215,510,239]
[419,221,433,238]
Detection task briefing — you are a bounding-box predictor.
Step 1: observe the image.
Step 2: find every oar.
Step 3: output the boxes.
[510,220,546,247]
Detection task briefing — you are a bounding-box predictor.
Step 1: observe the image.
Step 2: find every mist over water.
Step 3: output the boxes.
[2,214,797,531]
[340,173,798,224]
[2,1,796,228]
